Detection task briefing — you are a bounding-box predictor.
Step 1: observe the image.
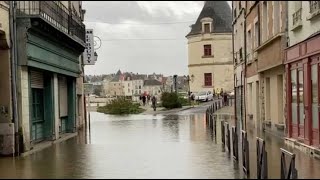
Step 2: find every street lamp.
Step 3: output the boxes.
[187,75,194,105]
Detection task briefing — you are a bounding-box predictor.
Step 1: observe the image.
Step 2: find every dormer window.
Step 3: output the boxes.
[204,23,210,33]
[201,17,213,34]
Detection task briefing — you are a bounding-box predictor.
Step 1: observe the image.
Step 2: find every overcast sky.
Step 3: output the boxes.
[83,1,231,76]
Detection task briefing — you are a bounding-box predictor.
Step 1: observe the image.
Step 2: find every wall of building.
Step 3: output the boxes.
[17,66,31,151]
[246,74,260,127]
[188,33,233,93]
[0,1,12,123]
[188,34,232,65]
[262,66,285,125]
[189,64,233,93]
[288,1,320,46]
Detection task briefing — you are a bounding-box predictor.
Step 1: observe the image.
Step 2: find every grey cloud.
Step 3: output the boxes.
[83,1,230,76]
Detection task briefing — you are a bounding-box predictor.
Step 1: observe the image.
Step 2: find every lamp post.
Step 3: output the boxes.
[187,75,194,106]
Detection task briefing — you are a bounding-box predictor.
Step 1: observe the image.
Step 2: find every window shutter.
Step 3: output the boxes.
[30,71,44,89]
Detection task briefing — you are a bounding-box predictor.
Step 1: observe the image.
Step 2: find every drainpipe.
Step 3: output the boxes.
[257,2,261,130]
[232,2,237,131]
[9,1,20,156]
[243,1,247,131]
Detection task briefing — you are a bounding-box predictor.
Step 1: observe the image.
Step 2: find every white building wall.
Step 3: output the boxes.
[18,66,31,151]
[288,1,320,46]
[246,75,260,127]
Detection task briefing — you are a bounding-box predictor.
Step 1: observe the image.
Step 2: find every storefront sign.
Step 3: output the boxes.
[83,29,96,65]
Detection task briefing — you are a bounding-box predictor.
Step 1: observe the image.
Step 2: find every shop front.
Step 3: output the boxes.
[285,33,320,146]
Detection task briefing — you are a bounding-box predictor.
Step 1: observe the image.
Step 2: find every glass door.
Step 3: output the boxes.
[291,69,298,137]
[311,64,319,145]
[298,70,305,138]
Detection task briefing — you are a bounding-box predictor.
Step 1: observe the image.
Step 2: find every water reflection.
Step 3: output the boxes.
[0,111,242,179]
[162,114,180,142]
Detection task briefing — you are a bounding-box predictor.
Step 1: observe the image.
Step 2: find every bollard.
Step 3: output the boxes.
[257,137,268,179]
[280,148,298,179]
[221,121,225,146]
[213,115,217,137]
[232,126,238,161]
[242,130,250,176]
[226,122,231,154]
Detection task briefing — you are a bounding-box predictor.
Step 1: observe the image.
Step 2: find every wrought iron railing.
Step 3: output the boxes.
[16,1,85,43]
[292,8,302,26]
[310,1,320,13]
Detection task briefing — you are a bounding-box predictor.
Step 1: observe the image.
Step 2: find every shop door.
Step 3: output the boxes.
[311,63,319,145]
[30,71,45,142]
[298,69,305,139]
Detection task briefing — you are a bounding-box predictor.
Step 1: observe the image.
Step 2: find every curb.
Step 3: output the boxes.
[20,132,78,157]
[179,106,194,111]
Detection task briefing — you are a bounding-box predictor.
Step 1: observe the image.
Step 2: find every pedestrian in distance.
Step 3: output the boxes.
[147,95,151,105]
[142,95,146,106]
[224,92,228,106]
[151,96,157,111]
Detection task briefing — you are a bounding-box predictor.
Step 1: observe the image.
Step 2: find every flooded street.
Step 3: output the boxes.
[0,105,240,179]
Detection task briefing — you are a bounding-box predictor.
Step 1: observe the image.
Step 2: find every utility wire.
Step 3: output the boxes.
[99,38,186,41]
[84,20,194,25]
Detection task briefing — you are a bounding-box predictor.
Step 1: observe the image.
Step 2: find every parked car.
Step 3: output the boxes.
[228,91,235,98]
[195,91,213,102]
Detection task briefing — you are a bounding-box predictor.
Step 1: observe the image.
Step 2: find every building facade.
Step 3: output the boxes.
[232,1,246,131]
[285,1,320,146]
[186,1,234,94]
[15,1,86,152]
[244,1,260,130]
[256,1,287,136]
[0,1,14,155]
[143,79,163,99]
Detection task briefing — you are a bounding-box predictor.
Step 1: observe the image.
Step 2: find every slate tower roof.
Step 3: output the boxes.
[186,1,232,37]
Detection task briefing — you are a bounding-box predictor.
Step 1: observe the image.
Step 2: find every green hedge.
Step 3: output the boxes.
[97,97,145,114]
[161,92,182,109]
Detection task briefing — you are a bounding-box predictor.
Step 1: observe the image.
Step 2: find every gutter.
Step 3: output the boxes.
[243,1,247,131]
[232,2,237,130]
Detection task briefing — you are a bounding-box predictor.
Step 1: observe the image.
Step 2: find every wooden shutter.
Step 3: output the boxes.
[30,71,44,89]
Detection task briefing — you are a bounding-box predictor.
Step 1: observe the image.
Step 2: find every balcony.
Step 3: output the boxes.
[292,8,302,31]
[16,1,85,44]
[246,53,252,64]
[308,1,320,20]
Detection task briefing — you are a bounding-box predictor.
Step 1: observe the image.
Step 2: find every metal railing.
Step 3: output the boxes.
[226,122,231,154]
[232,126,238,161]
[292,8,302,26]
[16,1,85,42]
[280,148,298,179]
[257,137,268,179]
[242,130,250,176]
[310,1,320,14]
[221,120,225,147]
[204,99,300,179]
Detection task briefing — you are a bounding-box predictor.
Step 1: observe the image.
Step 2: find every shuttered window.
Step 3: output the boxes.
[30,71,44,89]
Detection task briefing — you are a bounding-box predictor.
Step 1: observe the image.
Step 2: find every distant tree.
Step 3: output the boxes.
[93,85,102,96]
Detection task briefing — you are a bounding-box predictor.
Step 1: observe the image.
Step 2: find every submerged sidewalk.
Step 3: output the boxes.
[212,106,320,179]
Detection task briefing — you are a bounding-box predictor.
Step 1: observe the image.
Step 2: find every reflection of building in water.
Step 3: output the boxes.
[189,114,208,142]
[161,115,180,141]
